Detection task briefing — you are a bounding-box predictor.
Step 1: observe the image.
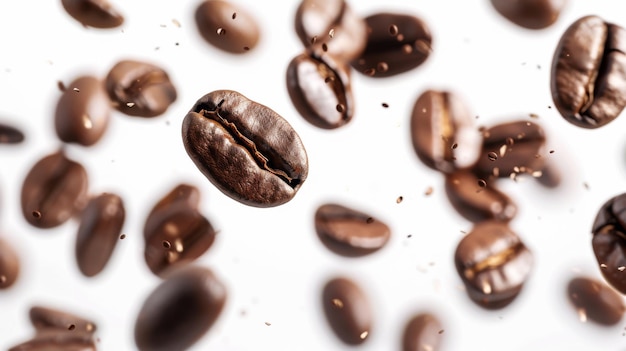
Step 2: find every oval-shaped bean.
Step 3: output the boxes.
[322,277,372,345]
[490,0,567,30]
[591,193,626,294]
[195,0,260,54]
[61,0,124,29]
[30,306,97,334]
[0,237,20,289]
[402,313,444,351]
[567,277,625,326]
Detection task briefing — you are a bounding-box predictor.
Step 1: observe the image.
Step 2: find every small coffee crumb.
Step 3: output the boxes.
[231,12,237,20]
[396,196,403,204]
[217,27,226,35]
[366,217,374,224]
[57,81,66,92]
[360,331,369,339]
[68,324,76,331]
[119,234,126,240]
[175,42,179,46]
[548,105,552,109]
[506,137,514,146]
[162,240,171,249]
[126,102,135,108]
[73,87,80,92]
[583,182,589,190]
[389,24,399,36]
[159,24,167,28]
[310,36,317,44]
[324,76,335,83]
[537,64,541,70]
[478,179,487,188]
[336,104,345,113]
[407,234,412,238]
[364,68,376,76]
[451,143,458,150]
[32,210,41,219]
[382,102,389,108]
[172,19,181,27]
[332,298,343,308]
[377,62,389,72]
[529,113,539,119]
[487,152,498,161]
[328,28,335,38]
[424,186,433,196]
[264,322,271,326]
[549,149,555,154]
[438,329,444,334]
[321,43,328,52]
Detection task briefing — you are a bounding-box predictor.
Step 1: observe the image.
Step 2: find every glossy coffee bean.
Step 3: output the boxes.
[315,203,390,257]
[567,277,625,326]
[75,193,125,277]
[182,90,309,207]
[286,51,353,129]
[0,123,24,144]
[9,329,96,351]
[402,313,444,351]
[445,170,517,223]
[21,151,89,229]
[144,184,200,239]
[551,16,626,128]
[351,13,432,77]
[322,277,372,345]
[105,60,177,118]
[61,0,124,29]
[410,90,481,173]
[490,0,567,29]
[591,193,626,294]
[454,221,533,309]
[0,238,20,289]
[30,306,97,333]
[195,0,260,54]
[134,266,227,351]
[55,76,111,146]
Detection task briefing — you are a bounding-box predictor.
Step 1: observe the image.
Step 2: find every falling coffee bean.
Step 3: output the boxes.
[567,277,625,326]
[322,277,372,345]
[195,0,260,53]
[61,0,124,28]
[144,183,200,239]
[591,193,626,294]
[0,237,20,289]
[0,123,24,144]
[8,328,96,351]
[402,313,444,351]
[490,0,567,29]
[30,306,97,334]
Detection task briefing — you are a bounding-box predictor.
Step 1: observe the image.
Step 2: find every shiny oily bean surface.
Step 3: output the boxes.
[55,76,110,146]
[551,15,626,128]
[567,277,625,326]
[134,266,227,351]
[75,193,125,277]
[9,329,96,351]
[490,0,567,29]
[21,151,89,229]
[402,313,444,351]
[144,184,200,239]
[322,277,372,345]
[195,0,260,54]
[410,90,480,173]
[61,0,123,28]
[182,90,308,207]
[30,306,97,333]
[286,52,353,129]
[0,123,24,144]
[454,221,533,309]
[315,203,390,257]
[591,193,626,294]
[0,238,20,289]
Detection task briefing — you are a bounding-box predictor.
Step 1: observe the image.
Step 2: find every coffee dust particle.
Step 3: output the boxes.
[68,324,76,331]
[232,12,236,20]
[162,240,171,249]
[396,196,403,204]
[217,28,226,35]
[119,234,126,240]
[424,186,433,196]
[32,210,41,219]
[382,102,389,108]
[389,24,399,36]
[366,217,374,224]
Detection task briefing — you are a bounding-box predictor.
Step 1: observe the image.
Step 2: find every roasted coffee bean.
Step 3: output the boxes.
[144,184,200,239]
[490,0,567,29]
[351,13,432,77]
[322,277,372,345]
[294,0,367,61]
[195,0,260,53]
[182,90,308,207]
[410,90,481,173]
[61,0,124,29]
[105,60,177,118]
[75,193,125,277]
[402,313,444,351]
[445,171,517,223]
[551,16,626,128]
[30,306,97,333]
[454,221,533,309]
[21,151,89,228]
[591,193,626,294]
[567,277,625,326]
[315,203,390,257]
[286,52,353,129]
[0,237,20,289]
[0,123,24,144]
[9,329,96,351]
[55,76,111,146]
[134,266,227,351]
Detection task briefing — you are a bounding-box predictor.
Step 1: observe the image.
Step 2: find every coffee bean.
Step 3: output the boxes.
[30,306,97,334]
[8,328,96,351]
[134,266,227,351]
[351,13,432,77]
[551,16,626,128]
[567,277,625,326]
[315,203,391,257]
[0,123,24,144]
[322,277,372,345]
[61,0,124,29]
[182,90,308,207]
[21,150,89,228]
[445,170,517,223]
[410,90,481,173]
[402,313,444,351]
[454,221,533,309]
[591,193,626,294]
[286,51,353,129]
[55,76,111,146]
[105,60,177,118]
[195,0,260,54]
[535,162,562,188]
[144,183,200,239]
[0,238,20,289]
[294,0,367,61]
[75,193,125,277]
[490,0,567,29]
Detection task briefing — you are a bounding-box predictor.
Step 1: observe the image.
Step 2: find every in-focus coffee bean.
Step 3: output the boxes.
[490,0,567,29]
[0,123,24,144]
[9,329,96,351]
[105,60,177,118]
[30,306,97,334]
[402,313,443,351]
[134,266,227,351]
[182,90,308,207]
[454,221,533,309]
[315,203,390,257]
[567,277,625,326]
[61,0,124,29]
[195,0,260,54]
[0,237,20,289]
[591,193,626,294]
[551,16,626,128]
[322,277,372,345]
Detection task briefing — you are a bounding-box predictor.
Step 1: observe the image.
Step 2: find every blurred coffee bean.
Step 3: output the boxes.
[0,238,20,289]
[61,0,124,29]
[0,123,24,144]
[591,193,626,294]
[322,277,372,345]
[490,0,567,29]
[195,0,261,53]
[567,277,625,326]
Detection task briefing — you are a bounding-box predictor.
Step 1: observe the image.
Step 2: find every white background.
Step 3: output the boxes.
[0,0,625,350]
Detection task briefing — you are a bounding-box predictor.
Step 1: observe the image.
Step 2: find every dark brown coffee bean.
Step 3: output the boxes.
[0,123,24,144]
[551,16,626,128]
[75,193,125,277]
[134,266,227,351]
[567,277,625,326]
[454,221,533,309]
[182,90,308,207]
[315,203,390,257]
[144,184,200,239]
[294,0,367,62]
[286,51,353,129]
[30,306,97,334]
[195,0,260,54]
[591,193,626,294]
[445,171,517,223]
[55,76,111,146]
[105,60,177,118]
[61,0,124,29]
[351,13,432,77]
[322,277,372,345]
[402,313,444,351]
[0,237,20,289]
[410,90,480,173]
[21,150,89,228]
[490,0,567,29]
[9,329,96,351]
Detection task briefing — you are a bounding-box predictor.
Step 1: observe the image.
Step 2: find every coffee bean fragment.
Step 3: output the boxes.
[490,0,567,29]
[567,277,625,326]
[402,313,444,351]
[30,306,97,334]
[322,277,372,345]
[195,0,260,53]
[591,193,626,294]
[0,238,19,289]
[0,123,25,144]
[61,0,124,28]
